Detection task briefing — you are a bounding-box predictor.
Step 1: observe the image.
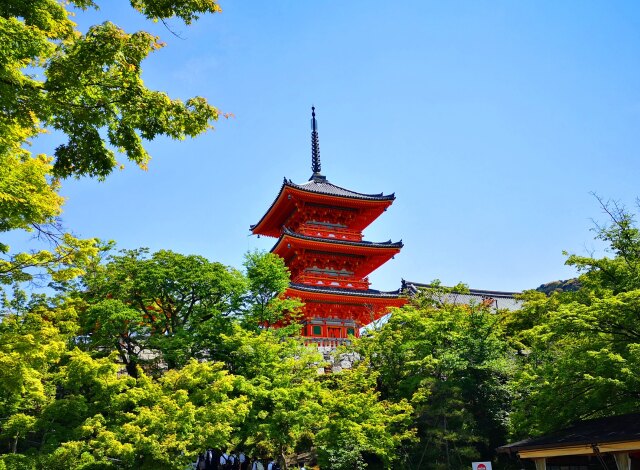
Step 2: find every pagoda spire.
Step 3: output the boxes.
[310,106,325,181]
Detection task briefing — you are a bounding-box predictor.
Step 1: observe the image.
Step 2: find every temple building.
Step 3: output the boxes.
[402,281,523,311]
[250,108,407,346]
[498,413,640,470]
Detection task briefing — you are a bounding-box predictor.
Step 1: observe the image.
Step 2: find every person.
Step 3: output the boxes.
[267,460,279,470]
[205,449,219,470]
[220,452,231,470]
[238,451,247,470]
[251,458,264,470]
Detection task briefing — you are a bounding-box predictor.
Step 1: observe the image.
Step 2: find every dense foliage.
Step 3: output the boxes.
[4,198,640,469]
[3,1,640,468]
[0,249,415,469]
[1,0,220,293]
[356,285,513,469]
[3,208,640,469]
[508,201,640,436]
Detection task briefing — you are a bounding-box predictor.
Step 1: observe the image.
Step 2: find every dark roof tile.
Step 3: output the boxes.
[402,281,523,311]
[287,178,395,201]
[288,283,403,298]
[279,227,403,249]
[250,177,394,232]
[498,413,640,453]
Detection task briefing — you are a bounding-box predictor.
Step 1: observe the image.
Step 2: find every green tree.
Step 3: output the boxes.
[1,0,220,180]
[316,362,414,470]
[242,250,304,333]
[510,201,640,436]
[0,414,36,455]
[0,293,249,468]
[0,295,81,435]
[31,351,247,469]
[357,287,513,470]
[82,299,148,378]
[221,326,324,469]
[113,359,249,469]
[81,248,247,372]
[1,0,220,292]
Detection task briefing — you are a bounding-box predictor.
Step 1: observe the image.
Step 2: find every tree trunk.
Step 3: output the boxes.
[117,342,139,378]
[444,415,450,470]
[125,359,139,378]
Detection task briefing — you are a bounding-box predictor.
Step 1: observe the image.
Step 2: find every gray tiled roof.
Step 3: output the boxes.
[289,282,403,298]
[278,227,403,249]
[287,178,395,201]
[498,412,640,453]
[402,280,523,311]
[250,177,394,232]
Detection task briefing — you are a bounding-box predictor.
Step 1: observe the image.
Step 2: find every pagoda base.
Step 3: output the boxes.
[301,317,359,341]
[285,283,407,337]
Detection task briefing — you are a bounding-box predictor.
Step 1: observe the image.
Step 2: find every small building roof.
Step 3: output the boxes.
[402,280,523,311]
[498,412,640,458]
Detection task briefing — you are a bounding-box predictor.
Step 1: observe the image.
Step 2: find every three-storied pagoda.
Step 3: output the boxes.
[251,108,406,346]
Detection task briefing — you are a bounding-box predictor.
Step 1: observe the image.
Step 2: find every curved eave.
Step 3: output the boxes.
[250,179,289,237]
[287,179,396,201]
[287,283,406,303]
[272,230,403,257]
[250,179,395,237]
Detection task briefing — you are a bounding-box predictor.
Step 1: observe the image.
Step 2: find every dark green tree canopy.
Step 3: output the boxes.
[242,250,304,333]
[356,287,514,469]
[80,248,247,372]
[509,200,640,436]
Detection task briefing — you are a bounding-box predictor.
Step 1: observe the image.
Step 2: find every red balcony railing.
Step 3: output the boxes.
[295,274,370,290]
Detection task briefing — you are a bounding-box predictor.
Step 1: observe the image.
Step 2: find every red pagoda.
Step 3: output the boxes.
[251,108,406,345]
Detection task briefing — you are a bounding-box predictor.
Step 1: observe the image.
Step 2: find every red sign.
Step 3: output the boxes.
[473,462,492,470]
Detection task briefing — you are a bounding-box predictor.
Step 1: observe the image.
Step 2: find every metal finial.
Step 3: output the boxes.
[310,106,322,179]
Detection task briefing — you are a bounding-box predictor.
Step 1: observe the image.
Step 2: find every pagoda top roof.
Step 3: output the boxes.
[279,227,403,250]
[288,176,395,201]
[289,282,403,299]
[251,108,396,237]
[250,177,395,236]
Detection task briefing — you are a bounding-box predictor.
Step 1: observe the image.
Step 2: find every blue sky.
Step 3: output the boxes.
[25,1,640,292]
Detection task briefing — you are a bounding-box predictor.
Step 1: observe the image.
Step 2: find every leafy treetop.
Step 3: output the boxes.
[1,0,221,292]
